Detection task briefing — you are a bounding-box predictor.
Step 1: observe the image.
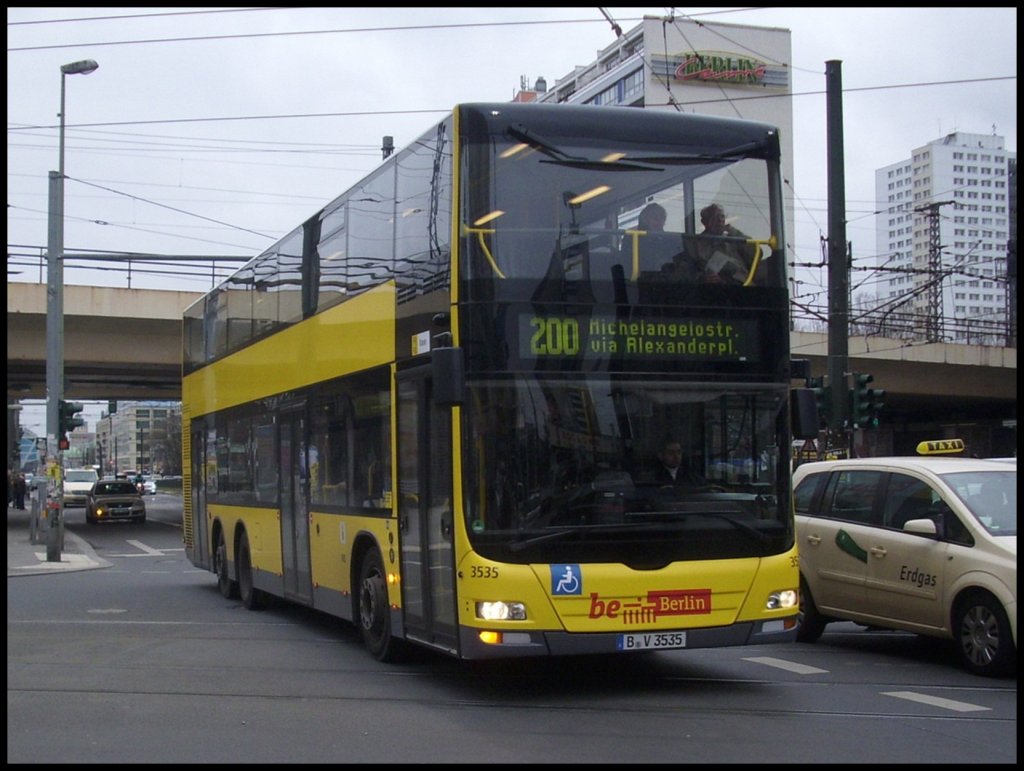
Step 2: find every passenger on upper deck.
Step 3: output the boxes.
[692,203,759,285]
[637,202,667,233]
[620,203,697,279]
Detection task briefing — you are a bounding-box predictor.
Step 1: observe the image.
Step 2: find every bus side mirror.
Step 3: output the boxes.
[432,347,465,406]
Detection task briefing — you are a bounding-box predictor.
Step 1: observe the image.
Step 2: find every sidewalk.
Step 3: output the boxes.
[7,500,111,577]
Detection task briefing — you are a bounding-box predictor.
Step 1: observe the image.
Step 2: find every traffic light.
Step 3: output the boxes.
[850,373,873,428]
[59,399,85,443]
[809,377,831,427]
[869,385,886,428]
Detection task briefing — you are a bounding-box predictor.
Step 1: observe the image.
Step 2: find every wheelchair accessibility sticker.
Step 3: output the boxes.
[551,564,582,595]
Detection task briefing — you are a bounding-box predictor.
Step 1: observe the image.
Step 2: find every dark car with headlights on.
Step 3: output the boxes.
[85,479,146,525]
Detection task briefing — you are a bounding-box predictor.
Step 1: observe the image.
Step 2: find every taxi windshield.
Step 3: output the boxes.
[943,470,1016,535]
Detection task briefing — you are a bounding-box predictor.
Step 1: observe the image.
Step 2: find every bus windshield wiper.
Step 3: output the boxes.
[540,158,662,172]
[507,124,578,162]
[628,508,771,544]
[686,512,771,544]
[508,522,666,552]
[627,139,769,164]
[507,124,662,171]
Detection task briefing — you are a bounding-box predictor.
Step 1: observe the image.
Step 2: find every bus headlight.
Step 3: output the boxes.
[766,589,798,610]
[476,600,527,621]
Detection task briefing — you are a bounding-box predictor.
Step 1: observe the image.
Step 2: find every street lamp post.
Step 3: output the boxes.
[45,58,98,561]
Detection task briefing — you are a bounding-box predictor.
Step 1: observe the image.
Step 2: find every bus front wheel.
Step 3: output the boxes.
[357,549,405,662]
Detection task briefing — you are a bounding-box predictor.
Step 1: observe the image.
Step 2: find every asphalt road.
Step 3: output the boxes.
[7,497,1017,764]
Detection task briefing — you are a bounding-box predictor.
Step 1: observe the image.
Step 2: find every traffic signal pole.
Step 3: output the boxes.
[825,60,850,451]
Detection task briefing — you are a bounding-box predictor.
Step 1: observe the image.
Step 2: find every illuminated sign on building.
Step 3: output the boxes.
[676,51,766,84]
[650,51,789,89]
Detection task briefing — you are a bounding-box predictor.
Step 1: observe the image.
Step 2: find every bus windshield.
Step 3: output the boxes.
[463,378,789,567]
[454,106,791,570]
[460,108,784,299]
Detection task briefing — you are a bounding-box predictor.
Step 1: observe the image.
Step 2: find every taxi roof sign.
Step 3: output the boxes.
[916,438,965,455]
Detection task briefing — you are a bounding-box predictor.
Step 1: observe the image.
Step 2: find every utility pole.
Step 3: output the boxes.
[1007,233,1017,348]
[45,59,99,561]
[825,60,849,452]
[914,200,954,343]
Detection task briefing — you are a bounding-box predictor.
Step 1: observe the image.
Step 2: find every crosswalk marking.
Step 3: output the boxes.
[742,656,828,674]
[107,540,181,557]
[881,691,991,712]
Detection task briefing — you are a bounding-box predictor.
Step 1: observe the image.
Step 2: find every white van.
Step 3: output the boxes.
[63,468,99,507]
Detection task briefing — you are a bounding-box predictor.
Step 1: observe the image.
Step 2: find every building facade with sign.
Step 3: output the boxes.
[94,401,180,477]
[525,15,795,249]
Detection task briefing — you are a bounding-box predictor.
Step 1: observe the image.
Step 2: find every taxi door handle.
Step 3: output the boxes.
[805,534,821,545]
[869,546,887,558]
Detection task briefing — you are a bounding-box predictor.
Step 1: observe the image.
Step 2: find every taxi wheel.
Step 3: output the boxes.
[796,577,826,643]
[954,591,1015,677]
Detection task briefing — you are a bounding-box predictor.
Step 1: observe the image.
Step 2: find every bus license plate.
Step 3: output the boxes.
[617,631,687,651]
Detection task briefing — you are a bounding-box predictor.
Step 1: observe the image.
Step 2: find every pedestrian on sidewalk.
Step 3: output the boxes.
[13,472,27,510]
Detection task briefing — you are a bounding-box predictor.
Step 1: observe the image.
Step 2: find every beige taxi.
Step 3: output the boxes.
[792,454,1016,677]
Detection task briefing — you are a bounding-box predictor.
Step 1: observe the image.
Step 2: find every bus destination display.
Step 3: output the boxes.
[521,313,760,362]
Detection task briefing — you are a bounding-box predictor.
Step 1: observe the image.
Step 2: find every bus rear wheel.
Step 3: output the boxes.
[215,530,239,600]
[357,549,405,662]
[237,534,267,611]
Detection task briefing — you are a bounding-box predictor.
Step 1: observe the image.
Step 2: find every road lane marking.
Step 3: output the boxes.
[742,656,828,674]
[126,539,164,555]
[882,691,991,712]
[107,540,181,557]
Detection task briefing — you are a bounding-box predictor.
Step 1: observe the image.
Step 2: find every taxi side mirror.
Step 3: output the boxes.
[902,518,939,538]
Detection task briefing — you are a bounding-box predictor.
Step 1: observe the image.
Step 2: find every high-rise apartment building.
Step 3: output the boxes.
[874,132,1015,345]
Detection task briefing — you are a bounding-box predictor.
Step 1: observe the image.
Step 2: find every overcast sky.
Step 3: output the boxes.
[6,7,1018,434]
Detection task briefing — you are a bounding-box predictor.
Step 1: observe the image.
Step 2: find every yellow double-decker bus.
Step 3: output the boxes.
[182,102,812,661]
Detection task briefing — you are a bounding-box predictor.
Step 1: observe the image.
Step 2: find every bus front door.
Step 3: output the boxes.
[396,368,458,655]
[188,422,209,570]
[280,407,313,603]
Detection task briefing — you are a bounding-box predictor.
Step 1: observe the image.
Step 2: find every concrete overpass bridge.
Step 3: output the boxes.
[7,282,1017,452]
[7,283,199,401]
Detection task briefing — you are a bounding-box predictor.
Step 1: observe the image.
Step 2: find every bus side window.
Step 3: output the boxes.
[364,460,380,507]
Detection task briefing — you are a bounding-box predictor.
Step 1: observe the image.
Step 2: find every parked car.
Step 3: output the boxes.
[793,455,1016,677]
[85,479,146,525]
[140,477,157,495]
[63,468,99,507]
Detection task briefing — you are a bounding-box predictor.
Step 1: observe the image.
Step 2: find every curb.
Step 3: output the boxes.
[7,523,112,577]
